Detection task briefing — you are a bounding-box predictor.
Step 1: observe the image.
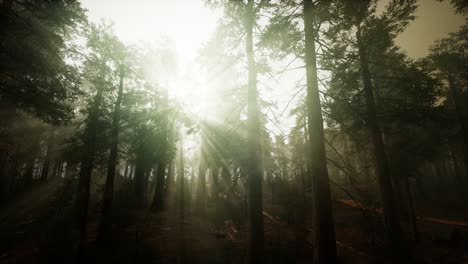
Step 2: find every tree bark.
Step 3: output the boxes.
[356,23,402,249]
[303,1,337,263]
[245,1,265,263]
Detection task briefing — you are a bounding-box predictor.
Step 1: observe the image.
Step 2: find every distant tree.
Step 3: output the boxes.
[427,23,468,187]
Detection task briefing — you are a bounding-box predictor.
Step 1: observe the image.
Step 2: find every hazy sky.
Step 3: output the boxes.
[395,0,465,58]
[81,0,465,60]
[81,0,220,63]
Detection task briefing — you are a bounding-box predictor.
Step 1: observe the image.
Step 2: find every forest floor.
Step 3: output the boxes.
[0,178,467,264]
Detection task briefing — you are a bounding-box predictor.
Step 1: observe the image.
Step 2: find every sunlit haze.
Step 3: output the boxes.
[81,0,220,119]
[81,0,464,134]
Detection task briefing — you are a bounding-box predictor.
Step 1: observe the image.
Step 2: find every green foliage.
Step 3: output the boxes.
[438,0,468,13]
[323,0,444,173]
[0,0,86,124]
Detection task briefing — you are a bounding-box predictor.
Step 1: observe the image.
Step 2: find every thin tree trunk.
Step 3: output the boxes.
[97,66,124,245]
[23,160,34,188]
[404,176,419,242]
[152,161,166,211]
[76,156,93,259]
[178,135,187,263]
[40,139,52,182]
[245,1,264,262]
[76,86,103,259]
[195,138,207,215]
[134,154,146,208]
[356,23,402,249]
[303,1,337,263]
[151,87,169,212]
[165,160,175,201]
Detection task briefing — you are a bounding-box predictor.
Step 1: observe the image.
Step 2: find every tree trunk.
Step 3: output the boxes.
[294,166,307,260]
[178,135,187,263]
[196,138,207,215]
[211,166,219,199]
[40,140,52,182]
[152,161,166,211]
[75,63,106,259]
[166,161,174,193]
[97,66,124,245]
[245,1,264,262]
[404,176,419,242]
[303,1,337,263]
[356,23,402,249]
[75,160,92,258]
[178,136,185,220]
[23,160,34,188]
[134,153,146,208]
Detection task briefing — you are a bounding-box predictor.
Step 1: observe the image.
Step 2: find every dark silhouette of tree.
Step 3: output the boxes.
[303,1,337,263]
[97,65,125,245]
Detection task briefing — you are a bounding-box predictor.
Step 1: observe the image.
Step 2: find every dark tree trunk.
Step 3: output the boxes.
[245,1,264,262]
[134,153,146,208]
[356,24,402,250]
[76,156,93,259]
[178,137,185,220]
[177,136,187,263]
[294,166,307,260]
[165,160,175,195]
[75,70,104,259]
[211,166,219,199]
[40,133,54,182]
[152,161,166,211]
[303,1,337,263]
[151,87,169,212]
[404,176,419,242]
[97,66,124,245]
[195,139,207,215]
[23,160,34,188]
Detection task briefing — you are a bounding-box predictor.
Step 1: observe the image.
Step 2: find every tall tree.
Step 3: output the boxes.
[353,6,402,250]
[323,0,421,250]
[303,1,337,263]
[97,65,125,245]
[245,1,265,262]
[74,23,125,258]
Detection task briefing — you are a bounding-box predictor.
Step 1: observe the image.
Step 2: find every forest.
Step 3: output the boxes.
[0,0,467,263]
